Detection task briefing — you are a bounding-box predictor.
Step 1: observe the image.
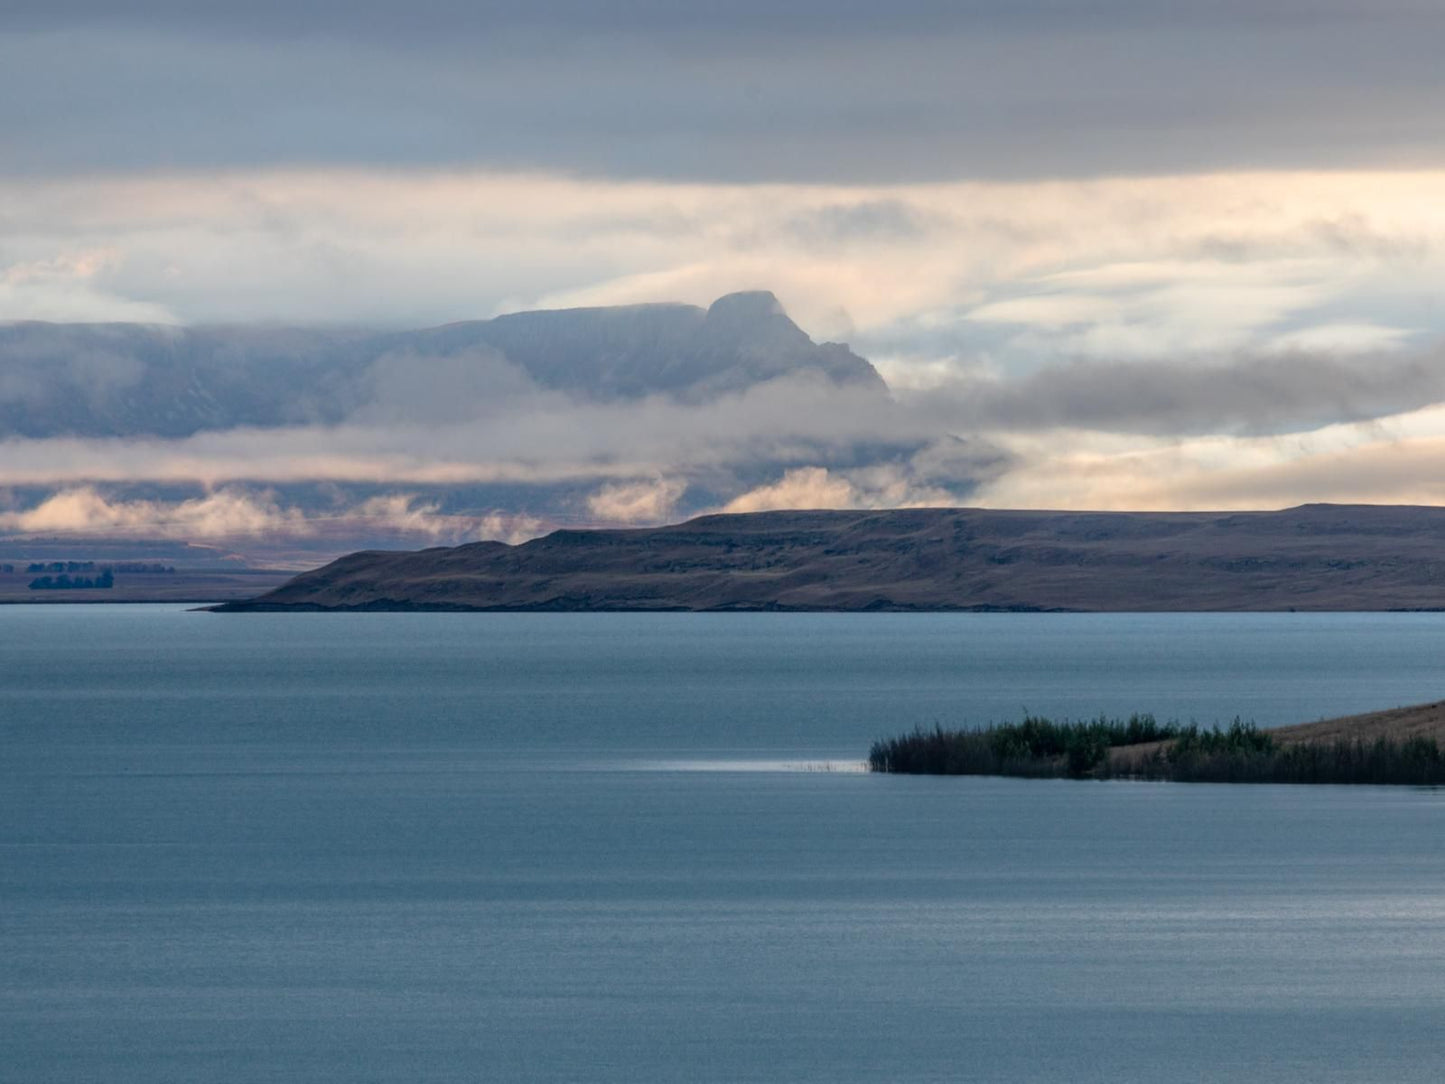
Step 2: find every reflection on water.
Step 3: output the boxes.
[625,758,871,772]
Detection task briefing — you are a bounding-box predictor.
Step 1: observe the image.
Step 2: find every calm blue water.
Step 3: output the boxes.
[4,606,1445,1082]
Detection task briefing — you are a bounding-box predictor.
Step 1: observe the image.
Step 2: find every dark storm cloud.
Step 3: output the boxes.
[6,1,1437,39]
[915,348,1445,438]
[4,2,1445,181]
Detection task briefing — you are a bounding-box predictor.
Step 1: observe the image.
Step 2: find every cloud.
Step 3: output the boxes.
[8,165,1445,526]
[969,401,1445,512]
[477,511,547,545]
[1264,323,1412,354]
[345,494,453,537]
[961,258,1357,361]
[6,6,1445,182]
[0,249,176,323]
[907,345,1445,438]
[0,485,557,548]
[5,168,1444,368]
[781,199,937,247]
[0,487,309,538]
[6,328,1445,531]
[722,468,860,513]
[0,358,1009,550]
[722,466,954,514]
[0,372,923,488]
[586,478,686,524]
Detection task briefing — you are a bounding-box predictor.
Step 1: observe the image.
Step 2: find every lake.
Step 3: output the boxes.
[3,606,1445,1081]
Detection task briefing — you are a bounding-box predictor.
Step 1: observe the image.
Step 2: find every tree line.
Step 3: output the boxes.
[868,715,1445,785]
[29,570,115,590]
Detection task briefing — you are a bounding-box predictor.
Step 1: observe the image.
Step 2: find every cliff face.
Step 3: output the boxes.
[215,504,1445,612]
[388,291,884,402]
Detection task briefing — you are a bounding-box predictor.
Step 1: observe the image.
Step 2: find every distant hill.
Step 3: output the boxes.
[0,291,883,439]
[214,504,1445,612]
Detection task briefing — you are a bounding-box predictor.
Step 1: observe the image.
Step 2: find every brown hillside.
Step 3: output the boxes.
[216,504,1445,612]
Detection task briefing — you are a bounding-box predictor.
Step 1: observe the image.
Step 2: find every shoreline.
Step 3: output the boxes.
[871,701,1445,785]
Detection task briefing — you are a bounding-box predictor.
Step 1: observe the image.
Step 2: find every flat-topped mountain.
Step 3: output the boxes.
[0,291,882,439]
[215,504,1445,612]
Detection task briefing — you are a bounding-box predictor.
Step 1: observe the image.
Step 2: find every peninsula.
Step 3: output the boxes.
[216,503,1445,612]
[868,701,1445,785]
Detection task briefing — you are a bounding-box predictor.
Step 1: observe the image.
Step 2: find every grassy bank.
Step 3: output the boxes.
[868,715,1445,785]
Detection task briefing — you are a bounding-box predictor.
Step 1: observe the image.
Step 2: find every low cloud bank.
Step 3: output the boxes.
[913,347,1445,438]
[0,369,1006,528]
[721,466,953,514]
[8,337,1445,550]
[0,486,551,547]
[0,488,309,538]
[586,478,688,524]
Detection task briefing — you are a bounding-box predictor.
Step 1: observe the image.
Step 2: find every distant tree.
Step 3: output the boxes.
[28,571,113,590]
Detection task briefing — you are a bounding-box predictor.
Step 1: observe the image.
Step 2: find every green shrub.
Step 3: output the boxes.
[870,716,1445,786]
[868,714,1175,778]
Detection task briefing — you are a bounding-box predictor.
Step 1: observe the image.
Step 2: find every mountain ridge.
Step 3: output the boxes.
[0,291,883,439]
[212,503,1445,612]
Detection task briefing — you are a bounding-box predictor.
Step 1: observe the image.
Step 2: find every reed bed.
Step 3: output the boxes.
[868,715,1445,785]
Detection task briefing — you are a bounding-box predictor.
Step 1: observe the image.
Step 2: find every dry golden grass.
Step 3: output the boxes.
[1107,699,1445,771]
[1271,701,1445,745]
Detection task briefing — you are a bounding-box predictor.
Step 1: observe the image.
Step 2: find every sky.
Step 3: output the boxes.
[7,1,1445,543]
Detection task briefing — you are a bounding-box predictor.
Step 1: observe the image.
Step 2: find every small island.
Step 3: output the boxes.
[869,701,1445,785]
